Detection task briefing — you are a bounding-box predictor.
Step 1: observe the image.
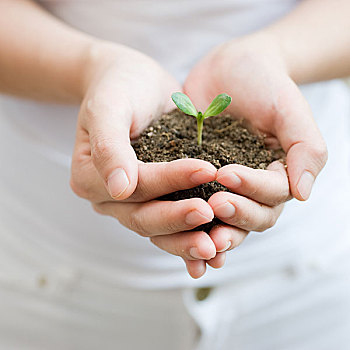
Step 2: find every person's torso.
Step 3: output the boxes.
[0,0,349,290]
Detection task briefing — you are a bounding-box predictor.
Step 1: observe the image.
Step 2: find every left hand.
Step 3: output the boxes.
[183,33,327,272]
[185,160,290,273]
[204,160,289,271]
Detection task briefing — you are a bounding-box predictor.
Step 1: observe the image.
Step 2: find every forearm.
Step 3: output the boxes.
[0,0,101,103]
[263,0,350,84]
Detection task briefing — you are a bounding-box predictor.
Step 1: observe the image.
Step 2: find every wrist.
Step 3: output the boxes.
[259,27,304,84]
[81,40,144,99]
[78,40,117,99]
[247,31,290,75]
[215,32,290,81]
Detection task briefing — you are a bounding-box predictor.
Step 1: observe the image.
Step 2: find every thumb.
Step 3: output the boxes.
[84,99,138,200]
[275,82,328,201]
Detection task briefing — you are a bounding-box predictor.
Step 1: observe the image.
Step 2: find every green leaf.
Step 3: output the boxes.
[203,93,232,119]
[171,92,198,117]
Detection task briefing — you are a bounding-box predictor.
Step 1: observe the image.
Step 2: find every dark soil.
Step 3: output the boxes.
[133,110,280,232]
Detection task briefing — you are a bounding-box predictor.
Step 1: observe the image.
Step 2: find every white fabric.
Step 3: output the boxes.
[0,251,349,349]
[0,0,350,290]
[1,1,350,349]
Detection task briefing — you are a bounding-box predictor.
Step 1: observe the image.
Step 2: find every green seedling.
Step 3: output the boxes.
[171,92,232,145]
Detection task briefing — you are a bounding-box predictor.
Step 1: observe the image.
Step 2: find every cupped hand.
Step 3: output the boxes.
[71,42,181,200]
[93,159,220,279]
[70,43,219,278]
[183,33,327,269]
[184,33,327,201]
[205,160,289,270]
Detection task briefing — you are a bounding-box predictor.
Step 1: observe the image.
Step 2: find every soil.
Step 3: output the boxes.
[133,110,280,232]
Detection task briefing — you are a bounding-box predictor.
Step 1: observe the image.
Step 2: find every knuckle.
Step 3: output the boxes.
[70,170,99,202]
[236,212,249,228]
[269,211,278,228]
[132,182,152,202]
[149,236,163,251]
[174,240,186,258]
[311,143,328,167]
[165,220,182,233]
[160,170,179,193]
[257,209,277,232]
[159,205,184,233]
[91,135,114,162]
[280,185,291,203]
[270,187,290,206]
[85,98,96,120]
[248,186,258,198]
[70,176,88,199]
[91,203,104,215]
[85,96,107,121]
[230,231,246,249]
[127,210,148,236]
[273,171,291,205]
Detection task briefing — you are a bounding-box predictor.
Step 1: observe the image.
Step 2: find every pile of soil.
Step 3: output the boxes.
[133,110,279,232]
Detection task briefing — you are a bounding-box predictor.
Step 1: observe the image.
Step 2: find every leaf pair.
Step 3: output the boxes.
[171,92,232,145]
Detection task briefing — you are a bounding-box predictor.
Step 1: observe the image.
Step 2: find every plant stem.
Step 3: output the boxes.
[197,112,204,146]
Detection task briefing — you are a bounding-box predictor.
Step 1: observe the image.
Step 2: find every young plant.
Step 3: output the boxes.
[171,92,232,145]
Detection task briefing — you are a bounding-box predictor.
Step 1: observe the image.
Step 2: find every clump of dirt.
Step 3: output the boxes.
[133,110,279,232]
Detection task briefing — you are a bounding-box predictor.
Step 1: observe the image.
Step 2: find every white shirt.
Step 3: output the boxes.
[0,0,349,289]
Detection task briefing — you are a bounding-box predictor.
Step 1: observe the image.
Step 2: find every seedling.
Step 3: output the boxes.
[171,92,232,145]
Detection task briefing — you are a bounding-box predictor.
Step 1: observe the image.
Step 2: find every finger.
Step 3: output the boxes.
[216,161,291,206]
[273,80,328,201]
[94,198,214,237]
[209,225,248,252]
[150,230,216,260]
[71,149,217,203]
[128,159,217,202]
[183,259,207,279]
[81,95,138,200]
[71,127,111,201]
[206,225,249,269]
[206,252,226,269]
[208,192,284,232]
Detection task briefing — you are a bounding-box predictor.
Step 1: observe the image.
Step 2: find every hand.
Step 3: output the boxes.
[91,159,219,279]
[205,160,289,269]
[70,43,218,278]
[185,33,327,201]
[183,33,327,268]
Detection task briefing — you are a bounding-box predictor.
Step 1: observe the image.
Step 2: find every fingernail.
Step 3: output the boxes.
[107,168,129,199]
[218,173,241,188]
[218,241,231,253]
[214,202,236,218]
[190,168,216,184]
[190,247,206,259]
[185,210,212,226]
[297,171,314,200]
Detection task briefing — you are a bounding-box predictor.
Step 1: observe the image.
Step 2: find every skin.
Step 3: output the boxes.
[0,0,349,278]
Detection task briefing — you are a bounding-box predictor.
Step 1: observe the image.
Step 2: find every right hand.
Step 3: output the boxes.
[70,42,218,278]
[184,34,328,202]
